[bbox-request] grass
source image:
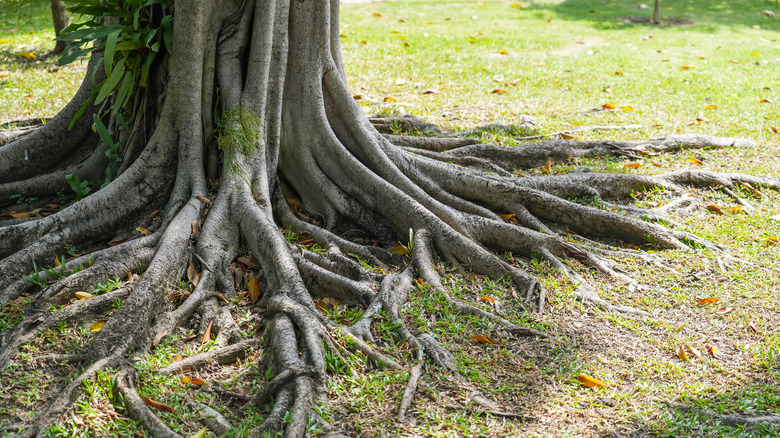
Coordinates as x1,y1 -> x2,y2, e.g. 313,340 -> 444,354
2,0 -> 780,437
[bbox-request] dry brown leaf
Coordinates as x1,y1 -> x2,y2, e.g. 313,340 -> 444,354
248,277 -> 261,302
623,162 -> 641,168
758,99 -> 775,104
152,330 -> 169,346
767,237 -> 779,245
497,213 -> 516,221
707,344 -> 718,358
620,105 -> 635,111
237,255 -> 260,270
141,396 -> 176,413
770,127 -> 778,134
195,195 -> 211,205
75,291 -> 94,300
88,321 -> 105,332
136,226 -> 150,236
372,13 -> 381,17
481,296 -> 495,305
614,71 -> 624,75
677,345 -> 689,361
716,307 -> 735,315
730,206 -> 744,213
511,3 -> 523,8
541,159 -> 552,173
687,344 -> 702,358
415,278 -> 425,287
705,104 -> 718,109
470,334 -> 494,344
187,264 -> 197,283
680,65 -> 693,69
191,219 -> 201,238
19,51 -> 37,59
621,244 -> 640,250
190,377 -> 208,386
602,103 -> 616,109
181,376 -> 191,384
421,88 -> 438,95
109,238 -> 128,246
352,94 -> 362,100
559,132 -> 578,140
384,96 -> 396,102
492,89 -> 506,94
499,49 -> 508,55
9,212 -> 33,219
651,159 -> 662,167
201,320 -> 213,344
748,323 -> 758,334
740,182 -> 763,198
218,293 -> 229,304
565,226 -> 578,235
173,354 -> 184,362
686,158 -> 704,165
577,374 -> 607,388
706,205 -> 724,215
697,297 -> 719,306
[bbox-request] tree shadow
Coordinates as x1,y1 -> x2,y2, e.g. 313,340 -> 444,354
526,0 -> 779,33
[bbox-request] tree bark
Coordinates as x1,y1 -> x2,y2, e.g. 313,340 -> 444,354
0,1 -> 778,437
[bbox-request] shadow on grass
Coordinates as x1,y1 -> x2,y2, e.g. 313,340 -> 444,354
526,0 -> 779,33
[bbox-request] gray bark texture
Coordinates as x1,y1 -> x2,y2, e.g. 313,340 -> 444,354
0,0 -> 779,436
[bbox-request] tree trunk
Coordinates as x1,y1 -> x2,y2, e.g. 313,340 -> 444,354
50,0 -> 69,54
653,0 -> 661,24
0,0 -> 777,436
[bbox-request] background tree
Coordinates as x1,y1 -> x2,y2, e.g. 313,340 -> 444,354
49,0 -> 68,54
0,0 -> 778,437
653,0 -> 661,24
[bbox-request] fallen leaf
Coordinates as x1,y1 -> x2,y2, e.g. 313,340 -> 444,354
707,344 -> 718,357
189,377 -> 207,386
603,103 -> 616,109
136,226 -> 150,236
421,88 -> 438,95
687,345 -> 702,358
497,213 -> 516,221
390,245 -> 410,256
372,13 -> 381,17
677,345 -> 689,361
750,52 -> 761,57
499,49 -> 508,55
706,205 -> 724,215
54,257 -> 61,268
189,427 -> 208,438
172,354 -> 184,362
577,374 -> 607,388
511,3 -> 523,8
191,219 -> 201,238
767,237 -> 779,245
415,278 -> 424,287
218,293 -> 229,304
152,330 -> 169,346
758,99 -> 775,104
620,105 -> 635,111
565,226 -> 578,235
651,159 -> 662,167
740,182 -> 762,198
248,276 -> 261,302
481,296 -> 495,305
623,162 -> 641,168
141,396 -> 176,413
614,71 -> 624,75
181,376 -> 191,384
705,104 -> 718,109
201,320 -> 213,344
394,77 -> 407,85
686,158 -> 704,165
680,65 -> 693,70
89,321 -> 105,332
492,89 -> 506,94
195,195 -> 211,204
770,127 -> 778,134
19,51 -> 37,59
716,307 -> 735,315
0,39 -> 8,43
9,212 -> 32,219
352,94 -> 362,100
359,41 -> 367,45
748,323 -> 758,334
384,96 -> 396,102
697,297 -> 719,306
621,244 -> 640,250
470,334 -> 494,344
541,159 -> 552,173
75,291 -> 94,300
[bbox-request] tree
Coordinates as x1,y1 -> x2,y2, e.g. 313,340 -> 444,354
50,0 -> 69,54
653,0 -> 661,24
0,0 -> 778,436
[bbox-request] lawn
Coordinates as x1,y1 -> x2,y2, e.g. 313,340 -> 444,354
1,0 -> 779,437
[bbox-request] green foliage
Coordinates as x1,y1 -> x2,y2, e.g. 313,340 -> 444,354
57,0 -> 173,184
64,173 -> 91,200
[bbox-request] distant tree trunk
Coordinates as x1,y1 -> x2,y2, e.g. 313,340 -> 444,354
653,0 -> 660,24
51,0 -> 68,54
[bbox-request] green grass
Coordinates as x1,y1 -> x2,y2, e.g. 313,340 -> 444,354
2,0 -> 780,437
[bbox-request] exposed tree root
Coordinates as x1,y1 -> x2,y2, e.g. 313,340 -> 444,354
670,402 -> 780,429
1,0 -> 779,437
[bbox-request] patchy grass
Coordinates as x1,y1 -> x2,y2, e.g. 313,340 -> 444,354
2,0 -> 779,437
